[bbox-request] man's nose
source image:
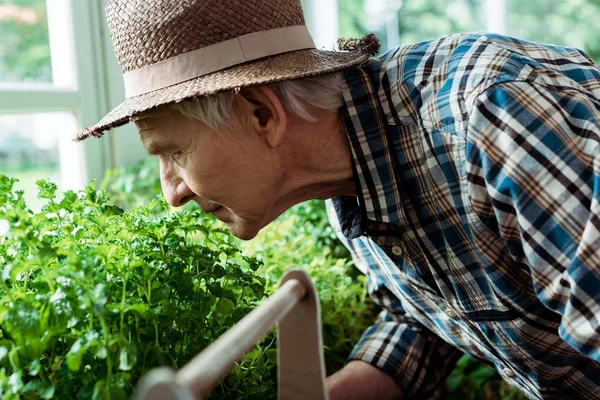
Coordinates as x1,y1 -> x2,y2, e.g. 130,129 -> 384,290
163,180 -> 194,207
159,161 -> 194,207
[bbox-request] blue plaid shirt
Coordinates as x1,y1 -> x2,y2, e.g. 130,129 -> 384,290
328,33 -> 600,399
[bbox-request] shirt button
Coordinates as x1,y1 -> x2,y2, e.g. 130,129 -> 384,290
445,307 -> 457,318
391,246 -> 403,256
503,368 -> 515,378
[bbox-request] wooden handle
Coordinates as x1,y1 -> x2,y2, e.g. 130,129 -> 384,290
135,278 -> 308,399
277,270 -> 329,400
177,278 -> 307,397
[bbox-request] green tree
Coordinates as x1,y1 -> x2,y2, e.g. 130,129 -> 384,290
339,0 -> 483,48
0,0 -> 52,83
339,0 -> 600,65
508,0 -> 600,62
396,0 -> 482,44
338,0 -> 368,39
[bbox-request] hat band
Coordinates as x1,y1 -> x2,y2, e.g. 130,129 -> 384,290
123,25 -> 316,98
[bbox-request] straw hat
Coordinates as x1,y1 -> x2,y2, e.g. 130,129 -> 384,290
74,0 -> 380,141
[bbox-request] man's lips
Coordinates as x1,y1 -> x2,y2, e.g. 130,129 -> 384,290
204,205 -> 223,214
209,206 -> 230,223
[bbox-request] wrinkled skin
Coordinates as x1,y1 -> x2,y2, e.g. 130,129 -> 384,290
135,86 -> 355,240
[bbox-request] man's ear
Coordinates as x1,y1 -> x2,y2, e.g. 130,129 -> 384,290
238,86 -> 287,148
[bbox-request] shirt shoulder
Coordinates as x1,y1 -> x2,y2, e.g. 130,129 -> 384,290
366,33 -> 600,134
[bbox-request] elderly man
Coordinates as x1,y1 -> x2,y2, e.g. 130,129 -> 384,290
77,0 -> 600,399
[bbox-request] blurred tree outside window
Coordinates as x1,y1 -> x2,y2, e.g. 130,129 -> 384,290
507,0 -> 600,62
339,0 -> 485,50
339,0 -> 600,65
0,0 -> 52,84
0,112 -> 79,210
0,0 -> 84,209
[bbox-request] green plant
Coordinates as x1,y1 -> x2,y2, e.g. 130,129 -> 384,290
0,0 -> 52,83
101,157 -> 163,210
440,355 -> 527,400
100,159 -> 526,398
0,174 -> 274,399
102,159 -> 374,374
239,200 -> 373,374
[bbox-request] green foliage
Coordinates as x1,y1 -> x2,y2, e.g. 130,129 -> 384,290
507,0 -> 600,62
338,0 -> 484,49
338,0 -> 368,40
101,158 -> 527,398
338,0 -> 600,66
239,200 -> 373,374
0,0 -> 52,83
0,164 -> 373,399
101,157 -> 163,210
0,173 -> 273,399
396,0 -> 483,44
439,355 -> 527,400
102,158 -> 374,376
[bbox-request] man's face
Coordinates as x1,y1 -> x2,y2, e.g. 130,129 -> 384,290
135,106 -> 283,240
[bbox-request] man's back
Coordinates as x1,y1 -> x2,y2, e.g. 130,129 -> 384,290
330,32 -> 600,399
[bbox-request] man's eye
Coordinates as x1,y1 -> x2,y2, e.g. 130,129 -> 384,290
170,151 -> 185,163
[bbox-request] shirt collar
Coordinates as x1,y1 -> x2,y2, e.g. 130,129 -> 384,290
332,64 -> 407,239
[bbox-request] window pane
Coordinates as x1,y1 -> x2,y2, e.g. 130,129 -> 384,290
340,0 -> 600,63
508,0 -> 600,63
339,0 -> 487,51
0,0 -> 52,84
0,112 -> 83,210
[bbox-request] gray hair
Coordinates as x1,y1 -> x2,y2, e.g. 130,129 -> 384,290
170,72 -> 346,130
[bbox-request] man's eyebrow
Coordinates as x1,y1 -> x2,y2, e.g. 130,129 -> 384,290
132,113 -> 155,123
134,118 -> 155,132
140,136 -> 159,155
144,143 -> 161,156
142,140 -> 177,156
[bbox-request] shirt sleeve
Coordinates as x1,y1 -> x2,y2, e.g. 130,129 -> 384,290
326,202 -> 462,397
466,80 -> 600,361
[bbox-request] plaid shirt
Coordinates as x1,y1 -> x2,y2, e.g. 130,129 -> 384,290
328,33 -> 600,399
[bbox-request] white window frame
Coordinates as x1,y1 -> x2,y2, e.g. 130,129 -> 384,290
0,0 -> 146,189
302,0 -> 339,49
0,0 -> 342,188
483,0 -> 508,35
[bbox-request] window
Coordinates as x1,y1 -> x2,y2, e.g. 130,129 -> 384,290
0,0 -> 83,207
337,0 -> 600,65
14,0 -> 596,210
0,0 -> 146,208
0,0 -> 52,84
0,112 -> 82,209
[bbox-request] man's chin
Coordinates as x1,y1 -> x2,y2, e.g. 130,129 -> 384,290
224,212 -> 281,241
226,221 -> 261,241
230,228 -> 258,241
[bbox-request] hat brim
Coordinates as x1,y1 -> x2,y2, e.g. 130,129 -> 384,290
74,48 -> 369,141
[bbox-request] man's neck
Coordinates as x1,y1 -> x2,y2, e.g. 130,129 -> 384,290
273,108 -> 356,214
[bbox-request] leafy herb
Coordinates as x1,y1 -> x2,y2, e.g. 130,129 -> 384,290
103,159 -> 375,374
239,200 -> 374,374
102,159 -> 529,399
435,355 -> 527,400
0,174 -> 271,399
